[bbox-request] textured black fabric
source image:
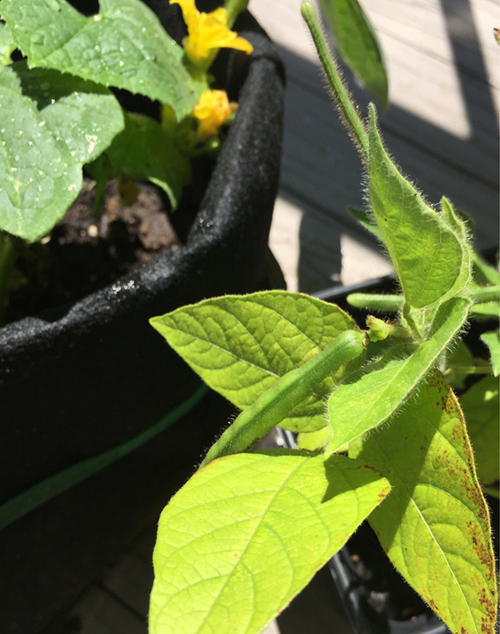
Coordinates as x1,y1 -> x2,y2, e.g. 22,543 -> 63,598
0,3 -> 284,631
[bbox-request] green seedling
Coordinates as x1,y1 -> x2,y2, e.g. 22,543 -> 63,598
147,2 -> 498,633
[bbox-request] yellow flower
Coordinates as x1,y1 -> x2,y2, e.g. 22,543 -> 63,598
192,89 -> 237,141
170,0 -> 253,67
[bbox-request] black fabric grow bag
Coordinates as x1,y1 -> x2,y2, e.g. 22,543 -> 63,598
0,3 -> 285,632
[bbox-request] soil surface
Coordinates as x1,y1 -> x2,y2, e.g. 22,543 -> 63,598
5,178 -> 181,324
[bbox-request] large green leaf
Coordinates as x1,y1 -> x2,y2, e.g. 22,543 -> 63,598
328,297 -> 471,450
149,451 -> 390,634
368,105 -> 470,311
0,63 -> 123,241
350,372 -> 497,634
150,291 -> 360,432
0,0 -> 199,121
87,111 -> 191,211
460,375 -> 499,485
319,0 -> 388,108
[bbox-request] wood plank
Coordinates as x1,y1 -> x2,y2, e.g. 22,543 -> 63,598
251,0 -> 499,255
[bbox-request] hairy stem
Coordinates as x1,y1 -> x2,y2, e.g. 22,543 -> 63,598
301,2 -> 369,157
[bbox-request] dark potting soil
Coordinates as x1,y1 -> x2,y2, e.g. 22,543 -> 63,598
4,155 -> 212,325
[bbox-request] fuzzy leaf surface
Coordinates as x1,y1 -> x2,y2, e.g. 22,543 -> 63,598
150,291 -> 359,432
0,0 -> 199,121
368,106 -> 470,310
350,372 -> 497,634
149,451 -> 390,634
0,63 -> 123,241
319,0 -> 388,108
460,375 -> 499,485
328,297 -> 470,450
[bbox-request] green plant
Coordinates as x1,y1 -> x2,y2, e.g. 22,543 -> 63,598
146,2 -> 500,632
0,0 -> 252,310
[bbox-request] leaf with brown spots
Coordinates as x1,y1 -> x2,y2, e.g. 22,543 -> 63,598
350,371 -> 497,634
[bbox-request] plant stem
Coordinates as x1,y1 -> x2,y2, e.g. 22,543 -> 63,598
301,2 -> 369,157
224,0 -> 249,28
467,285 -> 500,303
0,231 -> 15,325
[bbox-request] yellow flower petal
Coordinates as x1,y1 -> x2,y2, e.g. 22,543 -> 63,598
192,89 -> 237,141
170,0 -> 253,66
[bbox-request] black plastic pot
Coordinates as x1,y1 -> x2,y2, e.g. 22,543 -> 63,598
0,3 -> 284,632
278,276 -> 498,634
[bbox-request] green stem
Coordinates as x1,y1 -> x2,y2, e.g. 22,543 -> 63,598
224,0 -> 249,28
200,329 -> 366,467
347,292 -> 404,312
301,2 -> 369,157
0,231 -> 15,324
467,285 -> 500,303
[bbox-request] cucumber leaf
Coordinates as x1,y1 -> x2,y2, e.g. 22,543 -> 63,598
328,297 -> 470,450
0,0 -> 199,121
460,375 -> 499,485
368,105 -> 471,312
319,0 -> 388,109
86,112 -> 191,211
149,451 -> 390,634
0,63 -> 123,241
350,372 -> 497,634
0,22 -> 15,66
150,291 -> 360,433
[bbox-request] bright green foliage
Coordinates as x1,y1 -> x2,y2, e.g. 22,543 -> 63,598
346,206 -> 383,240
328,297 -> 470,451
444,341 -> 475,387
87,112 -> 191,211
350,372 -> 497,634
368,105 -> 471,313
470,302 -> 500,318
480,331 -> 499,376
150,291 -> 360,432
149,451 -> 390,634
319,0 -> 388,109
460,375 -> 499,485
200,330 -> 366,466
0,23 -> 15,66
0,63 -> 123,241
0,0 -> 199,121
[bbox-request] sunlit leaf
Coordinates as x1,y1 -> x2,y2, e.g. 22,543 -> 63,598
149,451 -> 390,634
151,291 -> 360,433
351,372 -> 497,634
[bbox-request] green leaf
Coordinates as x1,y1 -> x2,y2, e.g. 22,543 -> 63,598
150,291 -> 360,433
0,22 -> 16,66
149,451 -> 391,634
346,206 -> 383,241
444,341 -> 474,387
472,252 -> 499,287
350,372 -> 497,634
0,0 -> 199,121
319,0 -> 388,109
88,112 -> 191,210
328,297 -> 471,451
368,105 -> 470,311
460,375 -> 499,485
480,331 -> 499,376
0,63 -> 123,241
